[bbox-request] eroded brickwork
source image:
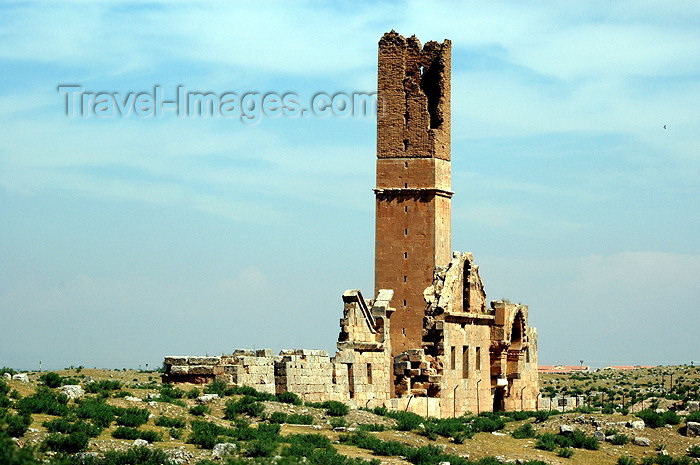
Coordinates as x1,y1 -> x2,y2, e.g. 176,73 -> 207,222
375,31 -> 453,357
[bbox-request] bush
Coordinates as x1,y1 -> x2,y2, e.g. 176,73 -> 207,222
4,413 -> 31,438
269,411 -> 288,424
512,423 -> 536,439
154,416 -> 186,428
169,427 -> 183,439
282,433 -> 331,457
101,446 -> 175,465
386,411 -> 423,431
636,409 -> 681,428
618,456 -> 637,465
685,445 -> 700,458
115,407 -> 150,427
534,410 -> 551,422
188,420 -> 231,449
224,396 -> 265,418
43,418 -> 101,437
330,417 -> 347,429
85,379 -> 122,393
246,438 -> 278,457
569,429 -> 599,450
186,388 -> 200,399
357,423 -> 385,432
324,401 -> 350,417
15,387 -> 69,417
535,433 -> 558,451
686,411 -> 700,423
159,383 -> 185,399
471,416 -> 505,433
286,414 -> 314,425
558,447 -> 574,458
111,426 -> 162,443
75,396 -> 116,428
277,391 -> 302,405
189,405 -> 211,416
203,380 -> 227,397
39,372 -> 63,388
611,433 -> 630,445
44,431 -> 90,453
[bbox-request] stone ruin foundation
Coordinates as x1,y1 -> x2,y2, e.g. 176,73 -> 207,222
162,31 -> 540,417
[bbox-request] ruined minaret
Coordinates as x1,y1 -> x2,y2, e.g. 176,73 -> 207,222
374,31 -> 452,359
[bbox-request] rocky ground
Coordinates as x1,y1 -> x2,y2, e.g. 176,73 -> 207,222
3,368 -> 700,465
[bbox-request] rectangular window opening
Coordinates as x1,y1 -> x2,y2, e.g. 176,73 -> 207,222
403,276 -> 407,283
404,228 -> 408,236
476,347 -> 481,371
403,252 -> 407,259
367,363 -> 373,384
462,346 -> 469,378
450,346 -> 456,371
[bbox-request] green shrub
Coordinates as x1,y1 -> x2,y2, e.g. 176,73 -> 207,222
372,406 -> 388,416
4,413 -> 31,438
286,414 -> 313,425
617,456 -> 637,465
453,431 -> 470,443
101,446 -> 175,465
111,426 -> 162,443
246,438 -> 278,457
569,429 -> 599,450
115,407 -> 150,427
159,383 -> 185,399
75,396 -> 116,428
186,388 -> 200,399
386,411 -> 423,431
168,427 -> 183,439
512,422 -> 536,439
203,380 -> 227,397
113,390 -> 132,398
15,387 -> 69,417
535,433 -> 558,451
224,396 -> 265,418
0,367 -> 17,377
324,401 -> 350,417
44,431 -> 90,453
277,391 -> 302,405
189,405 -> 211,416
154,416 -> 186,428
357,423 -> 385,432
687,445 -> 700,458
686,411 -> 700,423
188,420 -> 232,449
43,418 -> 101,437
269,411 -> 288,424
39,372 -> 63,388
282,433 -> 332,457
557,447 -> 574,458
611,433 -> 630,445
471,416 -> 505,433
330,417 -> 347,428
534,410 -> 551,422
85,379 -> 122,393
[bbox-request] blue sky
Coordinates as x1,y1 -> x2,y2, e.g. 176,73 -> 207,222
1,1 -> 698,370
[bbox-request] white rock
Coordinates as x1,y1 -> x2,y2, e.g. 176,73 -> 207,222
629,420 -> 645,430
132,439 -> 150,447
687,421 -> 700,437
196,394 -> 219,404
633,437 -> 650,446
2,373 -> 11,380
125,396 -> 142,402
12,373 -> 29,382
60,385 -> 84,400
212,443 -> 237,458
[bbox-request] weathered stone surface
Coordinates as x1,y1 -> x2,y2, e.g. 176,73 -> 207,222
60,385 -> 84,400
686,421 -> 700,437
132,439 -> 149,447
687,401 -> 699,412
196,394 -> 219,404
628,420 -> 645,430
594,431 -> 605,442
633,437 -> 651,446
212,443 -> 237,458
2,373 -> 11,380
12,373 -> 29,382
560,425 -> 574,435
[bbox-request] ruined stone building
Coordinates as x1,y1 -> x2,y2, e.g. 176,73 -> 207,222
162,31 -> 539,417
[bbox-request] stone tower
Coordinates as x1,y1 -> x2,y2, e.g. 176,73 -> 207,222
374,31 -> 452,358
